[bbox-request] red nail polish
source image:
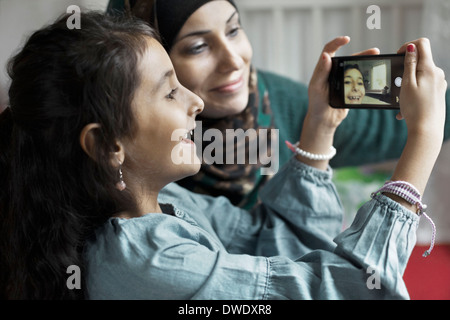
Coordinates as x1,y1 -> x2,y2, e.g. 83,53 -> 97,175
285,140 -> 295,152
407,44 -> 415,53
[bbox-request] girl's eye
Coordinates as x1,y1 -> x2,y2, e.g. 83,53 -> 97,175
166,88 -> 178,100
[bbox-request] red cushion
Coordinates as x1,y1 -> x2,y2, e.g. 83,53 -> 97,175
404,244 -> 450,300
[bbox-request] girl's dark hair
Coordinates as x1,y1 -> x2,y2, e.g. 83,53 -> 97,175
0,11 -> 158,299
344,63 -> 363,76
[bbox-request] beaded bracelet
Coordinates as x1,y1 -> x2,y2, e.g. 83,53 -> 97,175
371,180 -> 436,257
285,140 -> 336,161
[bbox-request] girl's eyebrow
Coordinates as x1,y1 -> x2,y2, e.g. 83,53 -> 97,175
153,69 -> 174,93
177,10 -> 239,42
344,75 -> 363,80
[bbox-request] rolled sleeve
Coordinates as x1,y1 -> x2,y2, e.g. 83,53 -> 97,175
334,194 -> 419,284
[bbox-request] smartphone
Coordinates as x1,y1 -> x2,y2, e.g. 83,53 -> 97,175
329,54 -> 405,109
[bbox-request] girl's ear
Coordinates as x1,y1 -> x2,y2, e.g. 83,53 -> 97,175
79,123 -> 125,167
79,123 -> 102,161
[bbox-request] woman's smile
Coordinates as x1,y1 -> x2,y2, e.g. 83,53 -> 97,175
210,75 -> 244,94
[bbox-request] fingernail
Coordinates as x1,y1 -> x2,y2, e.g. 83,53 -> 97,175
285,140 -> 296,152
407,44 -> 415,53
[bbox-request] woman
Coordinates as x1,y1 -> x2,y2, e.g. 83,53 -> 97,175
0,11 -> 446,299
344,64 -> 365,104
109,0 -> 450,209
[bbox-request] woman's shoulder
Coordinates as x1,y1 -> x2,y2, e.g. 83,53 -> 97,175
255,69 -> 309,130
256,69 -> 308,93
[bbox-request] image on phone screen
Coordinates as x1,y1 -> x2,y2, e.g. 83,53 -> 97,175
329,54 -> 404,109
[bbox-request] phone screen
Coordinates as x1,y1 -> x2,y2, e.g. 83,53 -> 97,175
329,54 -> 405,109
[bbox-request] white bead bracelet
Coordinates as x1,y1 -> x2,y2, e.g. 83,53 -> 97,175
285,140 -> 336,161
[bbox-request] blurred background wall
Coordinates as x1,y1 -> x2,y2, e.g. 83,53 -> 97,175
2,0 -> 449,89
239,0 -> 441,82
0,0 -> 109,113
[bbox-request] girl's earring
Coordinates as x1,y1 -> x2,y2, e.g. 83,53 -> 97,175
115,160 -> 126,191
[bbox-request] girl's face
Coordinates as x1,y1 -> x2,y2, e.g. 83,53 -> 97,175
125,38 -> 204,188
169,1 -> 253,119
344,68 -> 365,104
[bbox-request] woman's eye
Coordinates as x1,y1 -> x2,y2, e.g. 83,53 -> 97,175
228,27 -> 240,38
188,43 -> 207,55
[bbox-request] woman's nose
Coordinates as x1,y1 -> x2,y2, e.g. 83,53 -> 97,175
217,41 -> 244,73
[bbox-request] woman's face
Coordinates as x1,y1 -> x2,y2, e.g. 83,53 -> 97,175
169,1 -> 253,119
125,38 -> 204,188
344,68 -> 365,104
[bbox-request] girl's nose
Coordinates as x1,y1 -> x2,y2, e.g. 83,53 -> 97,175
188,89 -> 204,116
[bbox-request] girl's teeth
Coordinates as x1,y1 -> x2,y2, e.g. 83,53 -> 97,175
183,131 -> 193,140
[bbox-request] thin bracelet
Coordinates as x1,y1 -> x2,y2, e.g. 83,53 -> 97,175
371,180 -> 436,257
285,140 -> 336,161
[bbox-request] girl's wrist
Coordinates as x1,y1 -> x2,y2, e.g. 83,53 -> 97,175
406,129 -> 443,158
303,112 -> 339,137
406,125 -> 444,143
296,120 -> 336,170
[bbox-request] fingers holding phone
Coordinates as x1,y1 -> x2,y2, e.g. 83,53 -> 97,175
397,38 -> 447,136
307,36 -> 381,130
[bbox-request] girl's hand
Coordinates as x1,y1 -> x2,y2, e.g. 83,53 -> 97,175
388,38 -> 446,200
396,38 -> 447,139
297,37 -> 379,170
307,36 -> 380,134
